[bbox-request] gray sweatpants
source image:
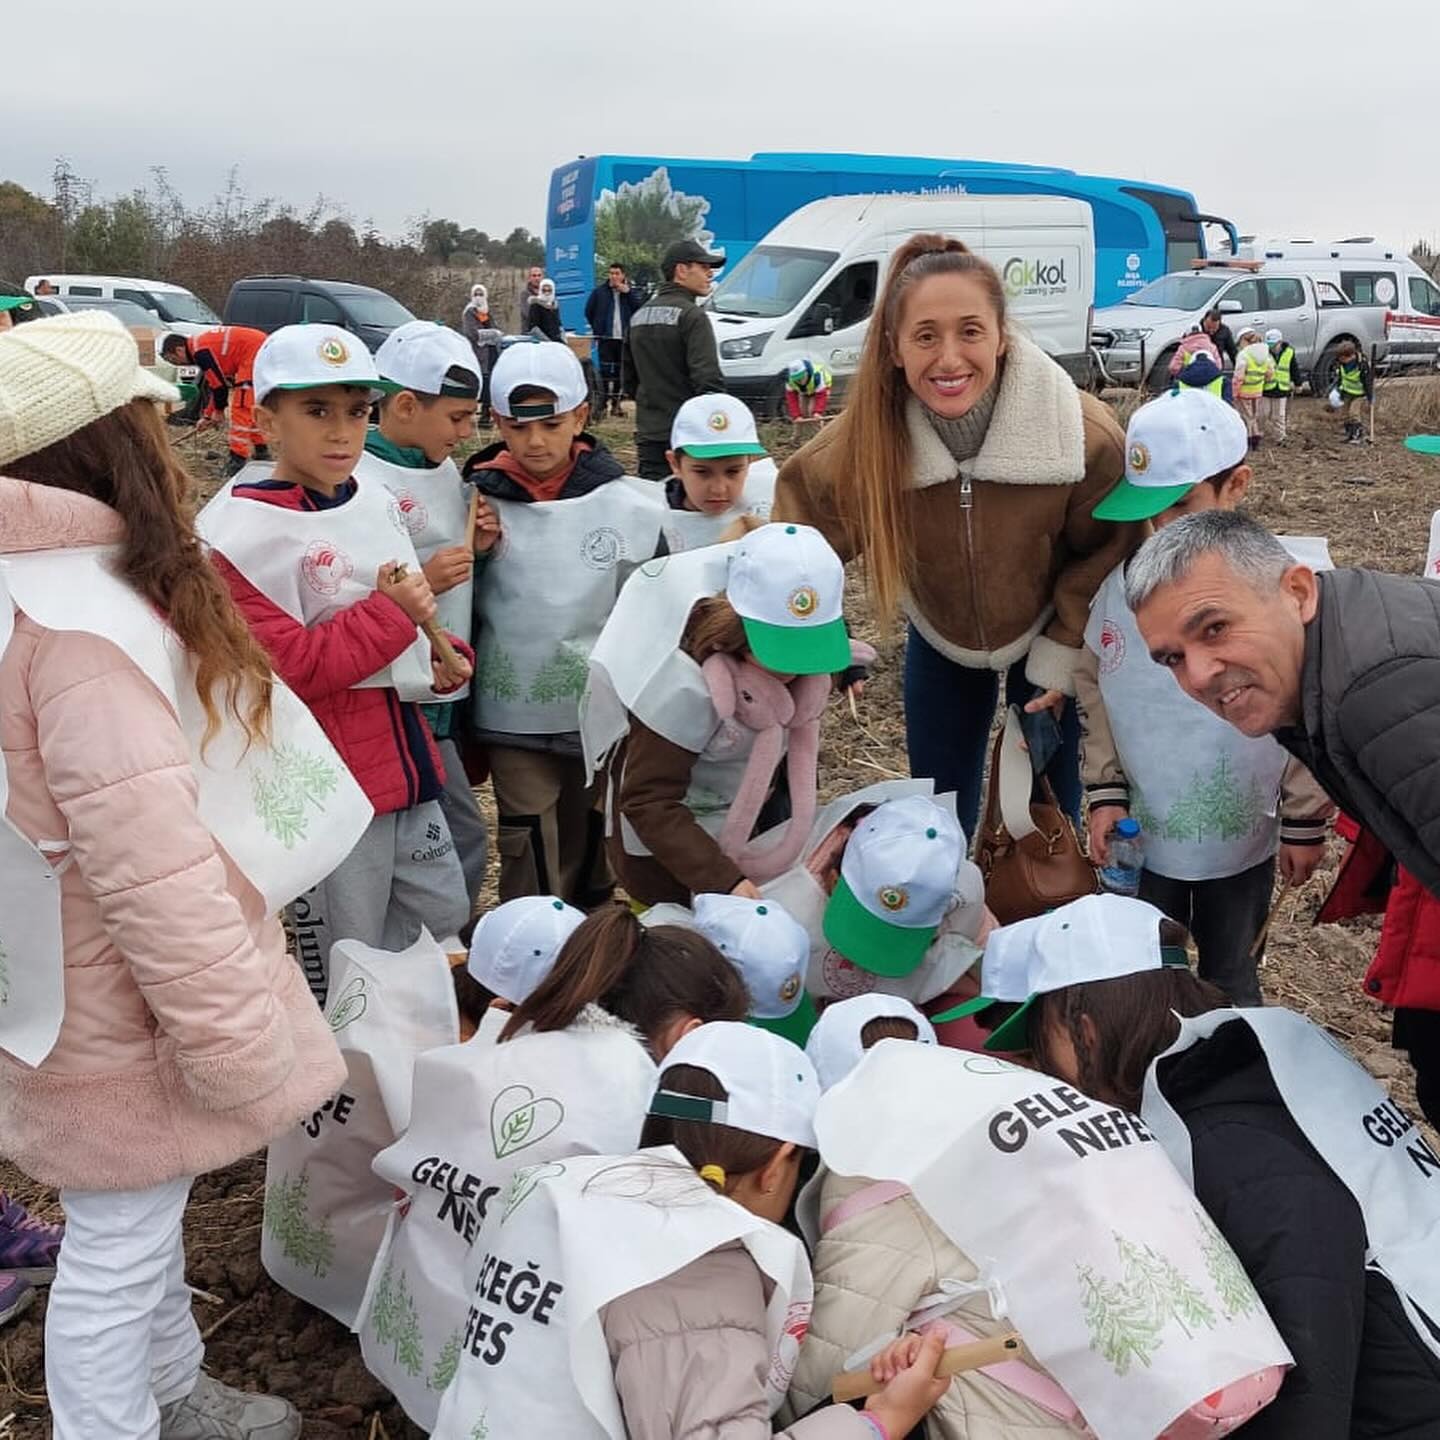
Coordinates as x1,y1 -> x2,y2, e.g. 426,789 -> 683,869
436,737 -> 489,915
289,799 -> 469,1005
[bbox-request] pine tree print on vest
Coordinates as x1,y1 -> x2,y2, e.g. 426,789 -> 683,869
250,743 -> 341,848
526,643 -> 590,704
262,1172 -> 336,1277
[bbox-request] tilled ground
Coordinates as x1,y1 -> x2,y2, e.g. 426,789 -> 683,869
2,384 -> 1436,1435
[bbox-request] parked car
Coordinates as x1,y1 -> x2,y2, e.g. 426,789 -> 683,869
33,294 -> 199,407
25,274 -> 219,338
708,192 -> 1095,412
221,276 -> 416,351
1090,240 -> 1440,393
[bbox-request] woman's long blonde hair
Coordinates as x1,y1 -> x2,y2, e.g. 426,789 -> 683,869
10,398 -> 273,746
825,234 -> 1009,622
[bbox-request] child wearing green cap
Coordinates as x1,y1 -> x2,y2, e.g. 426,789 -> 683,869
1080,389 -> 1331,1004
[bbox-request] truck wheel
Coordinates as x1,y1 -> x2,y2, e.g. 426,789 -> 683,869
1146,347 -> 1179,394
1313,341 -> 1348,399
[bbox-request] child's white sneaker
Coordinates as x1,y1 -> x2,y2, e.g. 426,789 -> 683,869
158,1373 -> 300,1440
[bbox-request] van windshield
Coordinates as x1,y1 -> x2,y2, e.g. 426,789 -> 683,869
1123,273 -> 1229,310
711,245 -> 838,318
337,291 -> 416,328
151,291 -> 220,324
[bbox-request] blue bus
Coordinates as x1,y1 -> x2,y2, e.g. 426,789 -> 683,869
546,152 -> 1237,332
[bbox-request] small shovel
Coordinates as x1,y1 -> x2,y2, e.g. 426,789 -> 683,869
831,1330 -> 1028,1404
388,563 -> 464,672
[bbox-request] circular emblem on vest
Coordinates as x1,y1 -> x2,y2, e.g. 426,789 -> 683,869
787,584 -> 818,619
394,491 -> 428,536
1128,441 -> 1150,475
318,337 -> 350,366
1098,618 -> 1127,675
823,948 -> 877,999
300,540 -> 355,597
581,525 -> 625,571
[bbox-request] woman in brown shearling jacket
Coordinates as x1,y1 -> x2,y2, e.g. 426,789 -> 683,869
774,235 -> 1140,839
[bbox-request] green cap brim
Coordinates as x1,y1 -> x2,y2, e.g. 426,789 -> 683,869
822,875 -> 937,977
1404,435 -> 1440,456
678,441 -> 768,459
0,295 -> 34,314
264,380 -> 401,397
982,996 -> 1037,1053
928,993 -> 999,1026
1092,479 -> 1196,522
741,614 -> 850,676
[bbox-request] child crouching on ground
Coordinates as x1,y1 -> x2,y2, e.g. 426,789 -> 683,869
199,324 -> 472,999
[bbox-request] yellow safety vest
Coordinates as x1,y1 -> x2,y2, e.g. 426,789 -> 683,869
1267,346 -> 1295,395
1237,346 -> 1270,398
1338,360 -> 1365,397
1177,373 -> 1225,397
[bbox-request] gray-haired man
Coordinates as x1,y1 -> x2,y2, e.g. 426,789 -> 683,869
1127,508 -> 1440,1125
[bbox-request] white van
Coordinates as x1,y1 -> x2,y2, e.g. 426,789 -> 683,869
707,194 -> 1095,411
24,274 -> 220,338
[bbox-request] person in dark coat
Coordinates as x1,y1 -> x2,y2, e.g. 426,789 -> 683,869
584,262 -> 641,419
1126,509 -> 1440,1125
1201,307 -> 1238,367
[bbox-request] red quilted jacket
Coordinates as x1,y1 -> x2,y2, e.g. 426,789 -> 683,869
209,480 -> 459,816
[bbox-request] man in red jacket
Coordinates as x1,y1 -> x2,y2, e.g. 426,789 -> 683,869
162,326 -> 268,474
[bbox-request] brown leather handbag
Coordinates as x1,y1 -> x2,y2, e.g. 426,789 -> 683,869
976,707 -> 1099,924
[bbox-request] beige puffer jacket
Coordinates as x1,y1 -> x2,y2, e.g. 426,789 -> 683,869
787,1172 -> 1083,1439
602,1242 -> 874,1439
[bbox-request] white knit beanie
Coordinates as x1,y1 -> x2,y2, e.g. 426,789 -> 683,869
0,310 -> 180,468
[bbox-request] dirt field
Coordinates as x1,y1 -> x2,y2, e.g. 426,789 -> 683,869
2,380 -> 1437,1436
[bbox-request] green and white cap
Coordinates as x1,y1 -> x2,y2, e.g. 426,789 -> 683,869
649,1020 -> 820,1149
671,393 -> 767,458
1092,388 -> 1247,522
726,522 -> 850,674
823,794 -> 963,977
252,324 -> 397,404
467,895 -> 586,1006
692,892 -> 808,1020
804,993 -> 937,1091
375,319 -> 481,398
932,893 -> 1191,1051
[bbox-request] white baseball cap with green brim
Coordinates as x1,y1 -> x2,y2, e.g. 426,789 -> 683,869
671,393 -> 767,458
647,1020 -> 820,1149
823,794 -> 963,977
726,522 -> 850,675
1092,388 -> 1248,523
252,323 -> 400,404
931,893 -> 1192,1052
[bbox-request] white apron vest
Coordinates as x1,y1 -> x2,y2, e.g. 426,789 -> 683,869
354,448 -> 473,699
359,1012 -> 656,1429
195,468 -> 437,701
1427,511 -> 1440,579
429,1147 -> 813,1440
0,546 -> 372,1066
658,457 -> 777,554
818,1043 -> 1292,1440
1143,1006 -> 1440,1359
261,931 -> 458,1327
756,780 -> 985,1004
1086,565 -> 1288,882
472,477 -> 663,735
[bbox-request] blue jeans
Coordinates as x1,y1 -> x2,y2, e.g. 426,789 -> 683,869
903,624 -> 1082,843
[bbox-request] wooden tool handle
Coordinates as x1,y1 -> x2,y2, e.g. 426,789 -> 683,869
831,1332 -> 1024,1404
389,564 -> 462,669
463,488 -> 480,551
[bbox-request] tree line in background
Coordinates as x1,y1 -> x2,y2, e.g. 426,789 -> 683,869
0,159 -> 545,323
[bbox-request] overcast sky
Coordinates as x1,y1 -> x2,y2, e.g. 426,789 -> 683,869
6,0 -> 1437,249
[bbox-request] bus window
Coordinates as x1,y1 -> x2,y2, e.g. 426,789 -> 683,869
711,246 -> 837,319
1121,186 -> 1204,270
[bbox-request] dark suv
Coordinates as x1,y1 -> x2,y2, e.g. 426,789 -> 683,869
222,276 -> 416,351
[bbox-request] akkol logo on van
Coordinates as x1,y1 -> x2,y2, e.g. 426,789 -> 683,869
1003,256 -> 1069,299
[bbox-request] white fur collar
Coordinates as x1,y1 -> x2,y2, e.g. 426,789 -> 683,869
573,1002 -> 644,1040
906,334 -> 1086,489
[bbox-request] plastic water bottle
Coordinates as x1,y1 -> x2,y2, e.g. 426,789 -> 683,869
1100,817 -> 1144,896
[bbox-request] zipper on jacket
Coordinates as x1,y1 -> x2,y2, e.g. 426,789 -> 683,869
960,474 -> 989,651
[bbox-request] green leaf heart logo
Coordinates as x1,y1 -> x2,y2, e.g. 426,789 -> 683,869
326,976 -> 368,1032
502,1161 -> 566,1221
490,1084 -> 565,1159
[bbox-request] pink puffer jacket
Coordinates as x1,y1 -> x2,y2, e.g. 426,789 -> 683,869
0,477 -> 346,1192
